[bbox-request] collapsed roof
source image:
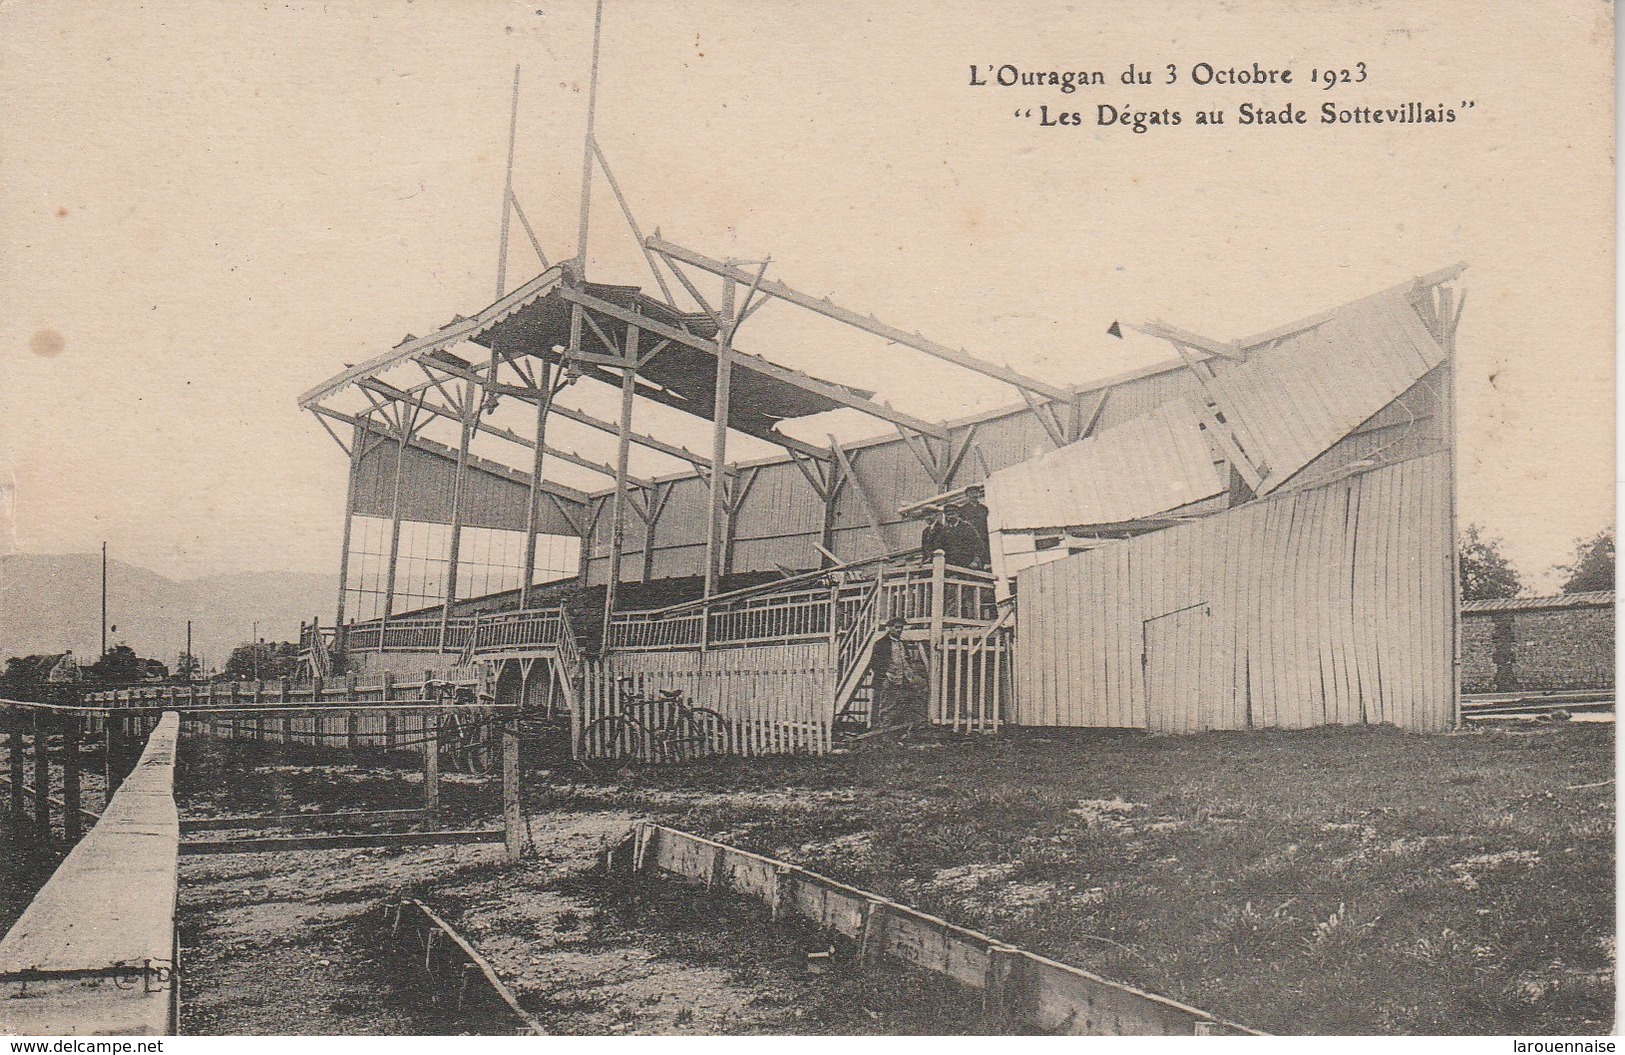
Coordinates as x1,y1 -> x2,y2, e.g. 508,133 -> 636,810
985,265 -> 1463,534
298,264 -> 875,441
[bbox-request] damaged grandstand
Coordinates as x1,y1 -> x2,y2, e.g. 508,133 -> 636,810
258,35 -> 1464,757
291,214 -> 1463,754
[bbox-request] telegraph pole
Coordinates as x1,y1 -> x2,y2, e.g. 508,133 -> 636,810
100,542 -> 108,659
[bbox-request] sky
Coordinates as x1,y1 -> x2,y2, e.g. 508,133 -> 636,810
0,0 -> 1614,593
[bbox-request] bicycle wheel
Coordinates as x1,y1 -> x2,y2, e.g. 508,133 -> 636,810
577,714 -> 649,764
677,706 -> 731,757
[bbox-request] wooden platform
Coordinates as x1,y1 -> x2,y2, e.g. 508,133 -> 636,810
0,713 -> 180,1036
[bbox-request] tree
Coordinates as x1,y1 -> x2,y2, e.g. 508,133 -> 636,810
1459,524 -> 1523,600
1554,527 -> 1614,594
222,641 -> 301,681
85,645 -> 167,685
0,655 -> 59,702
176,651 -> 202,681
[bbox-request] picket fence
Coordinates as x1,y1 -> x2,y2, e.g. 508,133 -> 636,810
573,657 -> 834,762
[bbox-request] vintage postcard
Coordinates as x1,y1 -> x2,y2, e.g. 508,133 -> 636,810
0,0 -> 1614,1041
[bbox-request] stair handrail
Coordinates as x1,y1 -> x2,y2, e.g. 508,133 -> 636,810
555,605 -> 584,685
835,567 -> 891,689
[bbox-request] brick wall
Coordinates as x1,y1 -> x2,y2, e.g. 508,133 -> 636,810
1460,594 -> 1614,694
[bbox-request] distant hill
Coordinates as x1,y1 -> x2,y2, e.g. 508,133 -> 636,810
0,554 -> 338,674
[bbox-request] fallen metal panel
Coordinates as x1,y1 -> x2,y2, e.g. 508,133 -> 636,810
381,898 -> 544,1035
984,398 -> 1224,533
1206,293 -> 1445,494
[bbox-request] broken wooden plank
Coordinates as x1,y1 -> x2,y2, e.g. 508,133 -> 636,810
614,823 -> 1260,1036
179,828 -> 503,855
178,807 -> 426,832
383,898 -> 545,1035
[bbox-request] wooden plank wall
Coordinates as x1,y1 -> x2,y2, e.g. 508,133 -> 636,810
351,431 -> 583,536
1013,452 -> 1453,732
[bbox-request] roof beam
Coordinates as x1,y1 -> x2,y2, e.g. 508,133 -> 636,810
295,265 -> 567,408
647,236 -> 1072,403
1018,387 -> 1069,449
828,436 -> 893,546
1137,320 -> 1248,362
308,404 -> 592,506
558,285 -> 950,440
408,356 -> 714,471
355,378 -> 653,489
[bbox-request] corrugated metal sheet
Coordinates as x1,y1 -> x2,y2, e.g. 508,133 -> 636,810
1012,452 -> 1454,733
980,290 -> 1442,537
984,399 -> 1224,532
1275,365 -> 1447,494
1206,292 -> 1445,494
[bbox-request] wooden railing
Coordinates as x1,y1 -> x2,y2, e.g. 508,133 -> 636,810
835,573 -> 887,693
320,605 -> 576,673
84,668 -> 484,712
334,616 -> 477,655
0,712 -> 180,1036
609,608 -> 706,651
608,556 -> 998,656
470,607 -> 568,655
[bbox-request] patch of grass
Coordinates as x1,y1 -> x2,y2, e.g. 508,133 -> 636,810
539,723 -> 1613,1035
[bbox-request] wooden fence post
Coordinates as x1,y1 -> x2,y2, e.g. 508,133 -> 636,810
928,549 -> 947,724
32,712 -> 51,844
104,714 -> 123,798
346,673 -> 359,752
62,715 -> 82,843
502,721 -> 522,862
423,711 -> 440,826
9,708 -> 25,828
381,672 -> 397,750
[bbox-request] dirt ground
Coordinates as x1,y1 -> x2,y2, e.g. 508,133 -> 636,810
179,809 -> 1004,1035
169,721 -> 1614,1036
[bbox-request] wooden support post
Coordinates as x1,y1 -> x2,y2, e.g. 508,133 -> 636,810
381,404 -> 420,636
423,712 -> 440,826
9,708 -> 24,827
502,721 -> 522,862
103,715 -> 124,798
334,422 -> 364,645
1440,285 -> 1462,730
520,362 -> 556,610
928,548 -> 947,722
62,715 -> 82,843
770,864 -> 794,921
703,279 -> 737,598
438,382 -> 478,653
984,945 -> 1023,1025
601,326 -> 639,636
859,899 -> 889,967
32,712 -> 51,843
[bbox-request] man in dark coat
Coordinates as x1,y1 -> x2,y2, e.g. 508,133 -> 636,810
921,511 -> 948,563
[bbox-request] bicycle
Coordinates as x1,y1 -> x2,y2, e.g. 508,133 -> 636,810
576,677 -> 731,764
421,677 -> 496,775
